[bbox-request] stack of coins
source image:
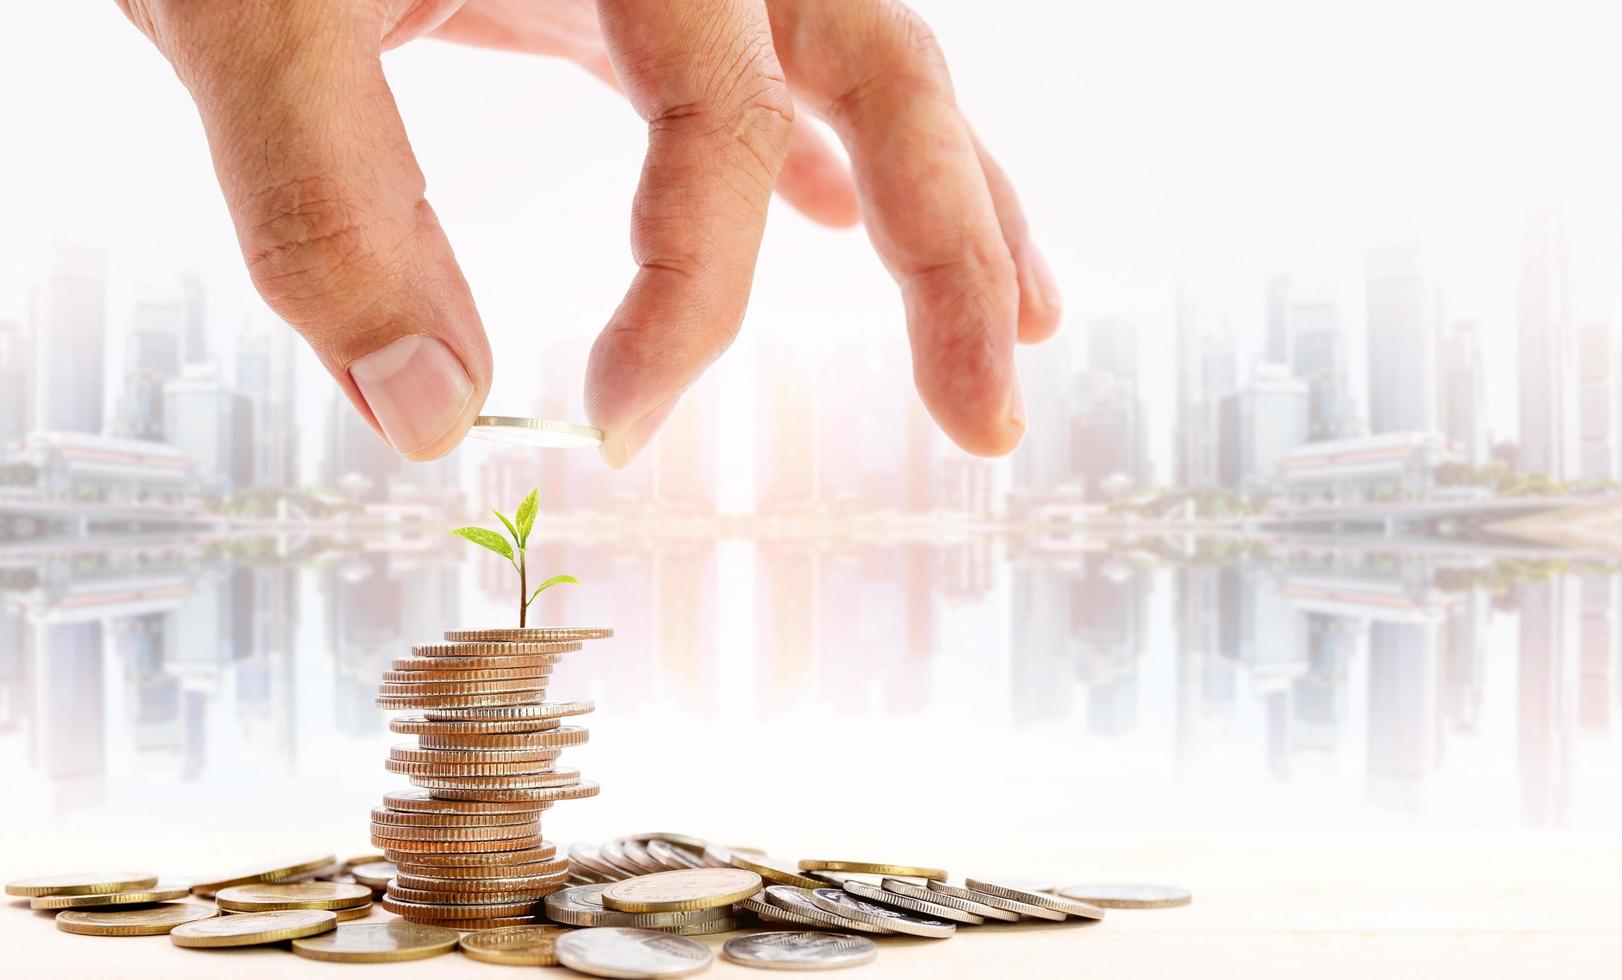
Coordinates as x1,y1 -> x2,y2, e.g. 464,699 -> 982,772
370,627 -> 611,929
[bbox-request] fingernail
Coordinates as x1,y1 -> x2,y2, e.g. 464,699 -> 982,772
349,334 -> 474,456
600,392 -> 683,470
1029,249 -> 1062,314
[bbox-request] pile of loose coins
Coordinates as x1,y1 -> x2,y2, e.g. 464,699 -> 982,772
372,626 -> 610,929
8,837 -> 1192,973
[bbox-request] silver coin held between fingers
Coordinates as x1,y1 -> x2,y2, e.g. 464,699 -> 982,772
721,931 -> 879,971
553,926 -> 714,979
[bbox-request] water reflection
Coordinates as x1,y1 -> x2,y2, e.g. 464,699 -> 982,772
1,532 -> 1617,831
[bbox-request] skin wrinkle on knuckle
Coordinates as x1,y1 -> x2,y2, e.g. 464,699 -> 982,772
240,173 -> 385,316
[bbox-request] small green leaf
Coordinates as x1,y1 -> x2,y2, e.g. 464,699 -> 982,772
449,526 -> 513,561
491,509 -> 521,550
515,488 -> 539,546
524,574 -> 579,608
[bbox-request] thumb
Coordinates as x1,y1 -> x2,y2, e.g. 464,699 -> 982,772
161,3 -> 490,460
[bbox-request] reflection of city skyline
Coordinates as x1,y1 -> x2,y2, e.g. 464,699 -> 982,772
2,534 -> 1616,830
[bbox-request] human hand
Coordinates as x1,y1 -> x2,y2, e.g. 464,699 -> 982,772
116,0 -> 1060,466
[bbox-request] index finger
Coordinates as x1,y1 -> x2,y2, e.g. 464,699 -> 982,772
585,0 -> 796,468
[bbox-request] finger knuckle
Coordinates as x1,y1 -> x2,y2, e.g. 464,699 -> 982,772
240,173 -> 376,316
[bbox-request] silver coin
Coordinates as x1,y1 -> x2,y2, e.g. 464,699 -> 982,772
762,886 -> 890,935
963,878 -> 1105,920
1054,883 -> 1192,909
882,877 -> 1018,922
841,879 -> 983,925
721,931 -> 878,971
644,840 -> 704,871
422,700 -> 595,722
739,894 -> 823,928
570,845 -> 633,882
808,888 -> 955,939
545,884 -> 731,929
468,416 -> 603,449
554,927 -> 713,979
927,880 -> 1065,921
612,838 -> 665,876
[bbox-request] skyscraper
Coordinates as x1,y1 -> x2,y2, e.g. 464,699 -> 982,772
1439,321 -> 1488,464
1576,321 -> 1614,481
1517,209 -> 1577,478
163,364 -> 253,493
1072,369 -> 1146,499
1087,317 -> 1140,394
1265,273 -> 1292,365
0,318 -> 29,449
236,318 -> 299,487
1289,297 -> 1355,440
1218,363 -> 1309,492
33,245 -> 107,433
118,294 -> 185,441
1365,243 -> 1435,434
1013,334 -> 1079,494
181,273 -> 208,365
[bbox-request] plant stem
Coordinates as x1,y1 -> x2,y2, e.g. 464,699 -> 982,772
518,551 -> 527,628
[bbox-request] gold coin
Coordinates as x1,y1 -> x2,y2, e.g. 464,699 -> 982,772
396,914 -> 541,930
394,865 -> 570,892
55,903 -> 219,936
343,853 -> 386,869
350,863 -> 398,890
392,845 -> 560,869
600,868 -> 763,913
7,872 -> 158,898
385,880 -> 565,905
334,902 -> 374,922
396,857 -> 568,880
424,781 -> 599,804
370,821 -> 538,843
460,925 -> 573,966
409,768 -> 580,790
377,691 -> 542,710
31,885 -> 190,910
388,758 -> 561,778
381,666 -> 551,683
421,700 -> 594,723
390,742 -> 565,763
170,909 -> 337,947
729,853 -> 826,890
188,855 -> 338,895
382,789 -> 553,814
444,628 -> 612,643
215,882 -> 374,912
415,640 -> 583,656
371,806 -> 536,829
417,727 -> 589,751
378,834 -> 543,856
393,654 -> 563,671
798,859 -> 947,881
377,677 -> 547,697
290,921 -> 461,962
382,894 -> 545,919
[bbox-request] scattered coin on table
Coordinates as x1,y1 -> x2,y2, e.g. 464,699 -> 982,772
459,924 -> 575,966
170,908 -> 337,948
55,904 -> 219,937
554,926 -> 714,979
289,921 -> 462,963
6,873 -> 158,898
30,886 -> 190,910
1054,883 -> 1193,909
722,931 -> 880,971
